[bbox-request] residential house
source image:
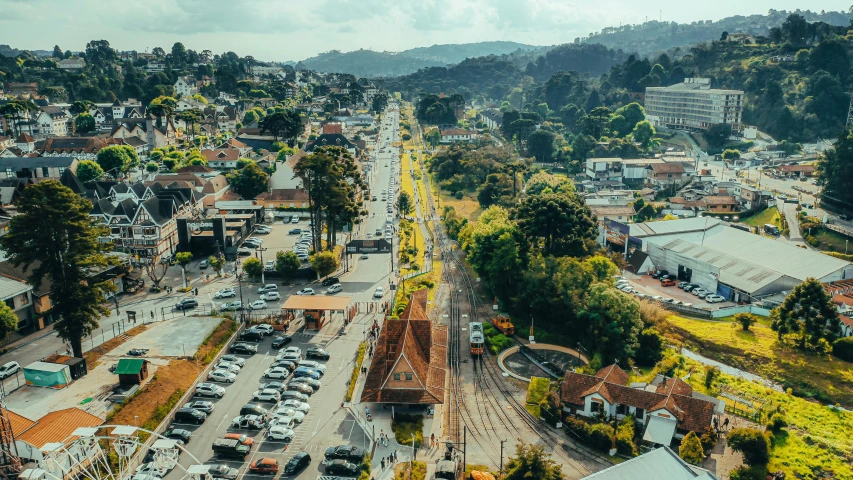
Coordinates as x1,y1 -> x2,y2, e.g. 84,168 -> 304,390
33,106 -> 70,137
0,275 -> 34,329
39,137 -> 117,160
586,158 -> 624,182
4,83 -> 38,97
621,158 -> 663,186
144,61 -> 167,73
736,184 -> 773,210
110,114 -> 179,150
477,109 -> 502,130
825,279 -> 853,337
10,407 -> 104,462
199,174 -> 231,208
0,261 -> 54,330
57,58 -> 85,70
15,134 -> 35,154
439,128 -> 478,144
174,77 -> 198,98
88,100 -> 145,132
561,364 -> 716,444
256,189 -> 309,210
306,124 -> 357,156
217,138 -> 252,157
703,195 -> 739,213
361,290 -> 447,404
202,149 -> 240,170
777,164 -> 815,178
588,205 -> 636,224
647,163 -> 686,187
0,156 -> 77,179
275,149 -> 307,190
175,98 -> 206,113
581,446 -> 718,480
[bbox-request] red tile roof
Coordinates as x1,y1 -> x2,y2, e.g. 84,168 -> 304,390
2,408 -> 36,437
16,408 -> 103,448
779,164 -> 815,173
323,124 -> 343,135
256,189 -> 309,202
202,149 -> 240,162
650,163 -> 686,174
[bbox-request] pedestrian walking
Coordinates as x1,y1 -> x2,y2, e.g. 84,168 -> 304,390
380,459 -> 385,470
722,417 -> 730,431
394,450 -> 398,462
431,433 -> 435,448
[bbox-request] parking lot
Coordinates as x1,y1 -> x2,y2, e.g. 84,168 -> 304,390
621,273 -> 735,310
166,323 -> 368,480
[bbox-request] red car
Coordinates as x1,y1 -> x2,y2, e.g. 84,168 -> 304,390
249,458 -> 279,474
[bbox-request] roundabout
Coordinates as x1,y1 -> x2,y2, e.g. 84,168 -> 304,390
498,344 -> 589,382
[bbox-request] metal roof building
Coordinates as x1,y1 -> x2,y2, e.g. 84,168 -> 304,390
582,446 -> 717,480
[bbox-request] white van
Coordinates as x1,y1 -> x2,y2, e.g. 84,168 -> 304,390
0,361 -> 20,379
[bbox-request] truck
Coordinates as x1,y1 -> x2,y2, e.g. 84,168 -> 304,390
211,438 -> 251,459
490,314 -> 514,336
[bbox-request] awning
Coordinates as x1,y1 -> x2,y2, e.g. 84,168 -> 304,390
282,295 -> 352,311
114,359 -> 145,375
642,415 -> 677,445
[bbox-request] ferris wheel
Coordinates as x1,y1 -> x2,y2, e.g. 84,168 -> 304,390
16,425 -> 211,480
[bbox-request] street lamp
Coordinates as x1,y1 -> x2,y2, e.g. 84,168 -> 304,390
235,258 -> 246,323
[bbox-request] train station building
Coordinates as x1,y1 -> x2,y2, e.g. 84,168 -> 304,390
360,290 -> 448,404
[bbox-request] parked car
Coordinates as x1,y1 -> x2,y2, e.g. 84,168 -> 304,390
285,383 -> 314,396
214,288 -> 237,299
661,279 -> 676,287
219,355 -> 246,367
296,288 -> 315,295
221,301 -> 242,311
164,428 -> 192,444
270,360 -> 297,371
280,399 -> 310,413
705,294 -> 726,303
297,360 -> 326,374
230,415 -> 265,430
207,465 -> 238,480
677,281 -> 689,289
651,270 -> 669,279
252,389 -> 282,402
290,377 -> 321,391
230,343 -> 258,355
208,370 -> 237,383
292,367 -> 321,380
280,390 -> 309,402
174,408 -> 207,424
256,225 -> 272,234
695,290 -> 712,299
321,276 -> 340,286
264,260 -> 275,272
326,284 -> 343,294
288,228 -> 302,235
264,367 -> 290,379
272,335 -> 292,349
258,382 -> 287,394
184,401 -> 215,414
195,383 -> 225,398
284,452 -> 312,476
0,361 -> 21,379
215,362 -> 241,374
224,433 -> 254,446
266,426 -> 295,442
258,284 -> 279,293
684,284 -> 699,292
239,330 -> 263,342
273,407 -> 306,423
239,403 -> 269,418
374,286 -> 384,298
261,291 -> 281,301
174,298 -> 198,310
324,459 -> 360,477
324,445 -> 366,463
305,347 -> 330,360
281,346 -> 302,357
249,300 -> 268,310
199,260 -> 209,269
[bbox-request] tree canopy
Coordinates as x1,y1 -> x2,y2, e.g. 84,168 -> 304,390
771,277 -> 841,351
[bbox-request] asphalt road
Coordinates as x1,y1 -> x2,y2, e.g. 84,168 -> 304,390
158,107 -> 402,480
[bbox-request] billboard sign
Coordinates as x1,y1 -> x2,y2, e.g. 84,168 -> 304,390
346,239 -> 392,254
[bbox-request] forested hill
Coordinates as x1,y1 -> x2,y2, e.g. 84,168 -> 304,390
293,41 -> 541,77
580,9 -> 851,58
385,43 -> 628,100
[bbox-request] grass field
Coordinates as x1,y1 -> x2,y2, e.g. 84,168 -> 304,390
525,376 -> 551,418
439,190 -> 482,221
662,315 -> 853,405
670,354 -> 853,479
741,206 -> 781,228
814,228 -> 853,253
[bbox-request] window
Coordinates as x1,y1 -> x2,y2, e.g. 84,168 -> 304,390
393,373 -> 401,381
635,408 -> 644,419
404,373 -> 412,381
615,404 -> 628,415
4,299 -> 14,310
42,167 -> 49,177
58,167 -> 66,176
590,399 -> 604,414
5,169 -> 13,178
17,294 -> 28,306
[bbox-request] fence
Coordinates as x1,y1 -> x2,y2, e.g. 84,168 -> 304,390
658,301 -> 771,319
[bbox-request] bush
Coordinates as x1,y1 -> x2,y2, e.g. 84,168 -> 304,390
729,465 -> 769,480
704,366 -> 719,389
615,417 -> 637,456
634,328 -> 664,366
833,337 -> 853,362
587,422 -> 615,451
637,299 -> 669,326
454,191 -> 464,200
486,334 -> 513,354
391,413 -> 424,448
727,428 -> 770,466
766,413 -> 787,432
679,431 -> 704,465
700,427 -> 718,451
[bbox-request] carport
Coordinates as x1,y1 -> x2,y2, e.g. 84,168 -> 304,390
281,295 -> 353,330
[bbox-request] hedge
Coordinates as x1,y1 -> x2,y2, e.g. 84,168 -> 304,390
832,337 -> 853,362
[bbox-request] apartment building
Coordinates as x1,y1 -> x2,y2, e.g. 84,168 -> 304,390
644,78 -> 744,132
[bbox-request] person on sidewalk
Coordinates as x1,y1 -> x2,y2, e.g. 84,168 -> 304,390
380,459 -> 385,470
431,433 -> 435,448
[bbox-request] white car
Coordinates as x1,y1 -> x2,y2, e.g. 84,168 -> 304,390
248,237 -> 264,244
264,367 -> 290,379
0,361 -> 20,379
705,294 -> 726,303
280,399 -> 310,413
266,425 -> 295,442
195,382 -> 225,398
219,355 -> 245,367
281,346 -> 302,357
252,389 -> 282,402
264,260 -> 275,271
326,284 -> 342,294
135,464 -> 169,478
214,288 -> 236,299
215,362 -> 241,373
374,286 -> 384,298
256,226 -> 272,234
258,284 -> 278,293
208,369 -> 236,383
296,288 -> 315,296
261,291 -> 281,301
298,360 -> 326,373
221,301 -> 242,311
249,300 -> 268,310
297,253 -> 310,261
273,407 -> 306,423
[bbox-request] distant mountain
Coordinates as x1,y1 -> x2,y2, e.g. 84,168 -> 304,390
580,9 -> 852,57
0,45 -> 52,58
294,41 -> 541,77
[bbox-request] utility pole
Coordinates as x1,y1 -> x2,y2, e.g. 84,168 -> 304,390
236,259 -> 246,323
499,440 -> 505,480
258,247 -> 268,284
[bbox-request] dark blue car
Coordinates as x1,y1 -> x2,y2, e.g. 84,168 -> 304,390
292,367 -> 320,380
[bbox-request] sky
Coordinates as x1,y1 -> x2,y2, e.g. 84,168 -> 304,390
0,0 -> 850,61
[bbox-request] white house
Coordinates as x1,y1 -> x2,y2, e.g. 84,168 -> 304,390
174,77 -> 198,98
57,58 -> 85,70
439,128 -> 478,144
144,62 -> 167,73
34,106 -> 70,137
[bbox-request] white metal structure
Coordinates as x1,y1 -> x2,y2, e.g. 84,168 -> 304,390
17,425 -> 207,480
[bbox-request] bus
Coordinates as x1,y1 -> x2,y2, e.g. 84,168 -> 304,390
469,322 -> 485,356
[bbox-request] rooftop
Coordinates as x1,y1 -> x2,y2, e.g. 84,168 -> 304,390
16,408 -> 103,448
582,446 -> 717,480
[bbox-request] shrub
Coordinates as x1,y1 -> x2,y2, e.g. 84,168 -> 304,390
391,413 -> 424,448
454,191 -> 464,200
727,428 -> 771,466
634,328 -> 664,366
729,465 -> 769,480
832,337 -> 853,362
704,366 -> 719,389
700,427 -> 718,451
733,313 -> 757,331
766,413 -> 787,432
587,422 -> 614,451
486,334 -> 513,354
679,431 -> 704,465
615,417 -> 637,456
637,299 -> 669,326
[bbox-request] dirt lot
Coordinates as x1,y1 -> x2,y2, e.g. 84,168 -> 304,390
84,324 -> 149,368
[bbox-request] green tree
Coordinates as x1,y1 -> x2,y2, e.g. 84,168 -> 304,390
614,102 -> 645,133
635,328 -> 664,366
525,171 -> 573,196
727,428 -> 771,466
631,120 -> 655,148
580,283 -> 643,363
242,110 -> 260,126
514,192 -> 597,258
208,255 -> 225,277
310,251 -> 338,278
74,113 -> 95,134
703,123 -> 732,149
147,96 -> 177,119
96,146 -> 129,177
722,149 -> 741,160
0,181 -> 113,358
242,257 -> 262,279
76,160 -> 104,183
176,252 -> 193,288
503,443 -> 562,480
771,277 -> 842,350
734,313 -> 757,331
527,129 -> 556,162
260,110 -> 302,142
397,191 -> 413,218
818,128 -> 853,209
571,134 -> 596,161
275,251 -> 301,282
227,162 -> 269,199
145,162 -> 159,174
0,303 -> 18,341
679,431 -> 705,465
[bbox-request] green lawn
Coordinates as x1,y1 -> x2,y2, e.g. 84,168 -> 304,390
814,228 -> 853,253
741,206 -> 781,228
527,376 -> 550,405
391,413 -> 424,448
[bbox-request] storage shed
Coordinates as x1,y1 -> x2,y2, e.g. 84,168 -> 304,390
43,354 -> 88,380
23,362 -> 71,389
114,358 -> 149,385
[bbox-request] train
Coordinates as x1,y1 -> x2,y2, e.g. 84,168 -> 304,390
469,322 -> 485,355
491,313 -> 515,336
